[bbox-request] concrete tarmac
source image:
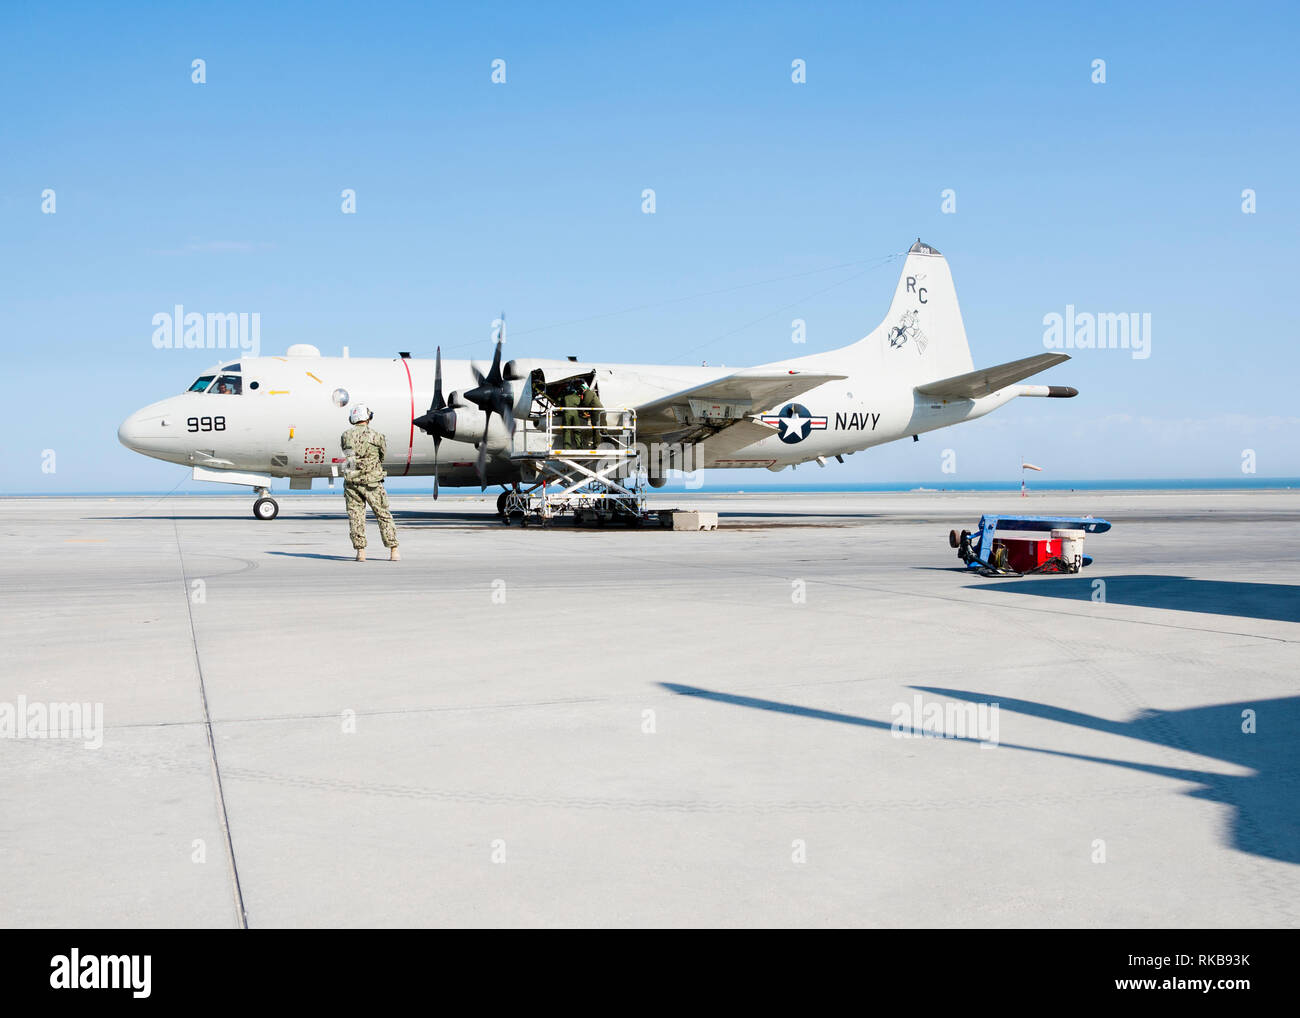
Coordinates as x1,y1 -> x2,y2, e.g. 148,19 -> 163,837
2,488 -> 1297,927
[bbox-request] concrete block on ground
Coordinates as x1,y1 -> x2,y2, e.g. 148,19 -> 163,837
660,510 -> 719,530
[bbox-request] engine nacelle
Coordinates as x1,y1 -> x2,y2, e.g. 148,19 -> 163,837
647,475 -> 668,488
503,359 -> 528,382
447,407 -> 488,444
440,406 -> 513,448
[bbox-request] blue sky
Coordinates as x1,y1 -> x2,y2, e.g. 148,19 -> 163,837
4,0 -> 1298,492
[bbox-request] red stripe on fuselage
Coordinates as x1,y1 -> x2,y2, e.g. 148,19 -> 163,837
401,358 -> 415,475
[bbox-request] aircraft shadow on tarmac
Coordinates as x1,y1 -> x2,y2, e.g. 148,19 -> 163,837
970,574 -> 1300,624
661,682 -> 1300,865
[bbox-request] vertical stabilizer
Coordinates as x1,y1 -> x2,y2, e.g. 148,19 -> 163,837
851,240 -> 975,384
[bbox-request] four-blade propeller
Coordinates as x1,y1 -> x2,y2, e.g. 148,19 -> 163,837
411,346 -> 455,498
462,338 -> 515,490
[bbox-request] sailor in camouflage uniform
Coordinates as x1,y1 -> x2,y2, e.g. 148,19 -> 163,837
559,383 -> 584,449
578,378 -> 603,447
341,404 -> 399,562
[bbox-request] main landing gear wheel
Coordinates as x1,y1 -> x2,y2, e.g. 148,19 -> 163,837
253,497 -> 279,521
496,491 -> 509,518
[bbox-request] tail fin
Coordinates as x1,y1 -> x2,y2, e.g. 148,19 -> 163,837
851,240 -> 974,383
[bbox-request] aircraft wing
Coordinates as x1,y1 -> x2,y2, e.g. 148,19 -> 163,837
635,369 -> 847,442
915,353 -> 1070,400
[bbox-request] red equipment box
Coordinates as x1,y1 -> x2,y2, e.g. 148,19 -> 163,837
993,535 -> 1061,572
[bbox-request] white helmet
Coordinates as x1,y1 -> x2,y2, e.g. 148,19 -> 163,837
348,404 -> 373,424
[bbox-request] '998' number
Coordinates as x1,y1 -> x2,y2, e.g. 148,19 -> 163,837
187,416 -> 225,432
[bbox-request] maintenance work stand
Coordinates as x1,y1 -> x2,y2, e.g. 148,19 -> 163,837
500,405 -> 648,527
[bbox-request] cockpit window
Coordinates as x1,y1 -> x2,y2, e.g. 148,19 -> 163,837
189,376 -> 215,393
221,363 -> 241,372
211,375 -> 242,395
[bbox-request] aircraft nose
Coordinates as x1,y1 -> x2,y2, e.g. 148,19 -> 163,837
118,406 -> 172,453
117,410 -> 145,450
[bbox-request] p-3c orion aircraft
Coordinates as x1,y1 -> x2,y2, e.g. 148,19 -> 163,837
118,241 -> 1077,519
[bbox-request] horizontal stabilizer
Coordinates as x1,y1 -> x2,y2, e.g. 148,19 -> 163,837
915,353 -> 1070,400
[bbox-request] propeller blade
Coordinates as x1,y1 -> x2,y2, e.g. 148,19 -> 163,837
432,346 -> 443,411
475,424 -> 490,490
512,375 -> 534,421
505,376 -> 532,457
488,339 -> 503,384
433,434 -> 441,500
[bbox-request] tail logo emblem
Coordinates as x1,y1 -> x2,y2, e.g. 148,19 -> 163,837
888,309 -> 928,354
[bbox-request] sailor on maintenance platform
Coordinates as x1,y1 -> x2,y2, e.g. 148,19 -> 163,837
559,381 -> 584,450
578,377 -> 604,446
340,404 -> 399,562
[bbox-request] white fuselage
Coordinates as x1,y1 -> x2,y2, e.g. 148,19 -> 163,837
117,348 -> 1011,488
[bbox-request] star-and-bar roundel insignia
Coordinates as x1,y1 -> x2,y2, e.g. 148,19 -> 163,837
759,403 -> 828,444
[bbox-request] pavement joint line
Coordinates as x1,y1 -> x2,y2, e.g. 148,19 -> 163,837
174,519 -> 249,930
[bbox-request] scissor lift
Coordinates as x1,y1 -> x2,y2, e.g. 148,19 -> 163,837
501,407 -> 648,526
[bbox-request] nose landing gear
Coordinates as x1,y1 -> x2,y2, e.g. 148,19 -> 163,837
252,487 -> 279,521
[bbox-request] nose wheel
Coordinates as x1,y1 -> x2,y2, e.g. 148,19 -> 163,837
253,496 -> 279,521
